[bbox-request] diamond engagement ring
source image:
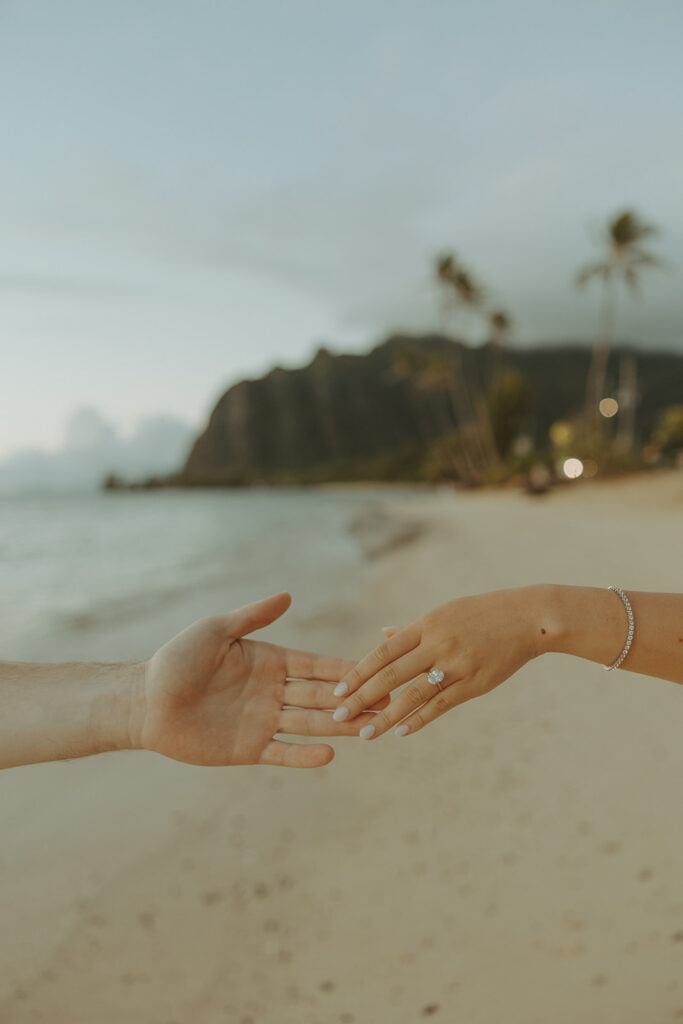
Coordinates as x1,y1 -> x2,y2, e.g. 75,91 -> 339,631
427,668 -> 445,689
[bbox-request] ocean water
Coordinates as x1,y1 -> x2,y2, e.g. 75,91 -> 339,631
0,488 -> 411,660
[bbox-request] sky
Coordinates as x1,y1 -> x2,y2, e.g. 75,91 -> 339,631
1,0 -> 682,464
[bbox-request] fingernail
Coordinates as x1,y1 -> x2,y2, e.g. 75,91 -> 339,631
333,705 -> 350,722
359,724 -> 376,740
382,626 -> 395,631
395,724 -> 409,737
333,681 -> 349,697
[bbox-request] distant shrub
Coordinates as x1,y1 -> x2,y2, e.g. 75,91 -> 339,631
487,369 -> 532,458
652,405 -> 683,455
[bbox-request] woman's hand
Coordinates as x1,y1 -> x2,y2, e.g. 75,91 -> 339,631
332,587 -> 546,739
133,592 -> 382,768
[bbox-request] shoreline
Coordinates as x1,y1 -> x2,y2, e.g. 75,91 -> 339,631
98,462 -> 682,497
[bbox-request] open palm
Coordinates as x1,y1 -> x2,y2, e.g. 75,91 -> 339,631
135,592 -> 369,768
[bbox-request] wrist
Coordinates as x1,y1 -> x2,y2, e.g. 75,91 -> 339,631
528,584 -> 629,666
522,584 -> 564,658
89,660 -> 148,754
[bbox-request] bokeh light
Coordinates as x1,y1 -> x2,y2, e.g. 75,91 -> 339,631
549,421 -> 574,447
563,457 -> 584,479
527,463 -> 552,493
599,397 -> 619,418
512,435 -> 533,456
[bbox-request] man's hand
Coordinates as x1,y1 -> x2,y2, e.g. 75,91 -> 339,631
133,592 -> 375,768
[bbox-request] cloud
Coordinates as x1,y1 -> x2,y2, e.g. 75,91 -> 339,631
0,407 -> 193,492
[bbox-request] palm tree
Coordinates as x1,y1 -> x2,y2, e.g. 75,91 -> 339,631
451,265 -> 486,309
389,346 -> 450,442
420,350 -> 484,482
390,343 -> 481,482
488,309 -> 512,388
577,210 -> 663,421
434,254 -> 502,476
489,310 -> 512,350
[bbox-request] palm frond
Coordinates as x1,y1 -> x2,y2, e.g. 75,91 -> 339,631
435,253 -> 457,284
629,248 -> 667,269
576,261 -> 611,287
609,210 -> 658,248
490,310 -> 511,332
452,268 -> 485,306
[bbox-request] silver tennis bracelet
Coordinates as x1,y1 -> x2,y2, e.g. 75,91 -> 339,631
603,585 -> 635,671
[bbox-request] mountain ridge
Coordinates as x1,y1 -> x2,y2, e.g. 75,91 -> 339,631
170,334 -> 682,486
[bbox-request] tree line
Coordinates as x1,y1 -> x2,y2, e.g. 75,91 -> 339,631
400,209 -> 681,487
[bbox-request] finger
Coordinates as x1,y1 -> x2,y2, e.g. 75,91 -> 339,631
283,680 -> 389,711
285,648 -> 357,682
334,648 -> 428,721
390,680 -> 476,737
220,592 -> 292,638
333,627 -> 420,701
349,672 -> 436,735
356,671 -> 468,738
259,739 -> 334,768
278,707 -> 382,737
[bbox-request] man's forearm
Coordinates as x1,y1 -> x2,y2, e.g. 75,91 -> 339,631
535,586 -> 683,684
0,660 -> 144,770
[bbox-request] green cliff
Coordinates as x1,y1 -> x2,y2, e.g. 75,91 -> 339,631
176,335 -> 683,485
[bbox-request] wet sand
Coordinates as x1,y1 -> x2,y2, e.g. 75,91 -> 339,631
2,472 -> 683,1023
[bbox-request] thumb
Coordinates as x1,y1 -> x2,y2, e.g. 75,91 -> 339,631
225,592 -> 292,638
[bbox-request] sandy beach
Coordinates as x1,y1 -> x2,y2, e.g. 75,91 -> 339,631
2,472 -> 683,1024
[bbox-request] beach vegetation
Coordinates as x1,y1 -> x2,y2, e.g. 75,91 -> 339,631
432,253 -> 506,483
486,368 -> 532,459
576,209 -> 664,439
652,405 -> 683,458
106,334 -> 682,492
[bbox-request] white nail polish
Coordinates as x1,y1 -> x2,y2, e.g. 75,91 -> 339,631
395,724 -> 409,737
333,681 -> 349,697
333,705 -> 350,722
359,724 -> 376,740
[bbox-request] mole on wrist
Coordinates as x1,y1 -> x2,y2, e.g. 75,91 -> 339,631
528,584 -> 563,656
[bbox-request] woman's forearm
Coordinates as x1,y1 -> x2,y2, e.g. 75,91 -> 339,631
533,585 -> 683,684
0,660 -> 143,770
